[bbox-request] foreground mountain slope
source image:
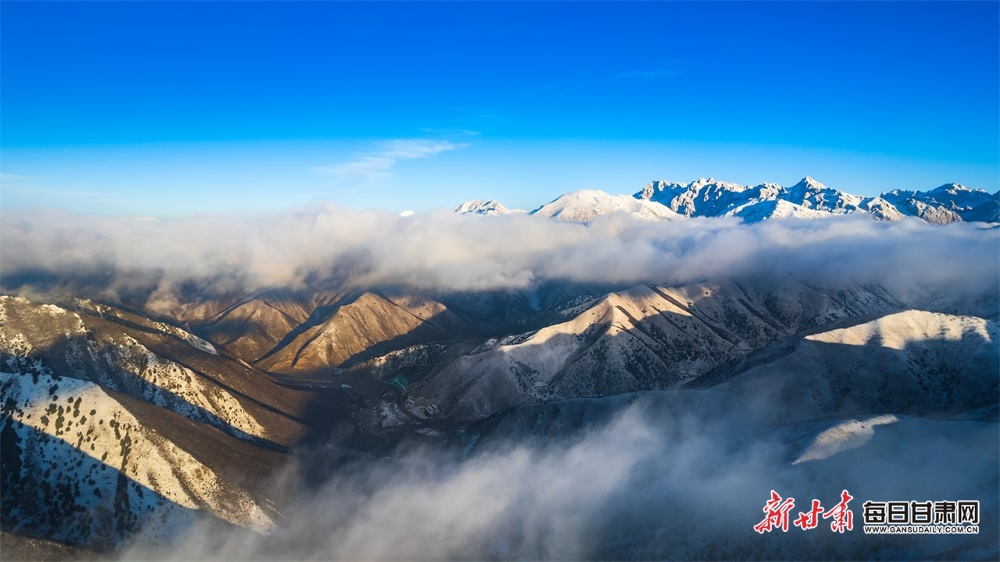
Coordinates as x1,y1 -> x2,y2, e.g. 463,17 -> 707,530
0,296 -> 341,549
1,372 -> 273,549
0,297 -> 313,445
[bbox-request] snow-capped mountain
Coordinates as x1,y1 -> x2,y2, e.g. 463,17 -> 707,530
454,177 -> 996,225
635,176 -> 905,222
637,177 -> 781,218
530,189 -> 681,222
724,199 -> 833,221
883,183 -> 1000,224
454,199 -> 517,216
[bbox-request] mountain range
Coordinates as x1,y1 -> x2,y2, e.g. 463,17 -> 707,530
456,176 -> 1000,224
1,176 -> 998,559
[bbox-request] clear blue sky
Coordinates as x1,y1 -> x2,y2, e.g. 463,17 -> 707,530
2,1 -> 998,216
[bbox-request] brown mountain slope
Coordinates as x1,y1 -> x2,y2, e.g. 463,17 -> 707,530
257,292 -> 459,375
196,293 -> 310,362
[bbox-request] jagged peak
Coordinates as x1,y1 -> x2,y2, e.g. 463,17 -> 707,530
930,183 -> 975,194
793,176 -> 828,190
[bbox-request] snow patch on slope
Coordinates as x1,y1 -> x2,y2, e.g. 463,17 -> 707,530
73,298 -> 217,355
0,297 -> 265,441
792,414 -> 898,464
0,372 -> 272,545
111,335 -> 265,439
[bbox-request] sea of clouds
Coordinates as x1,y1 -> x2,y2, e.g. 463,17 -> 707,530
3,206 -> 997,306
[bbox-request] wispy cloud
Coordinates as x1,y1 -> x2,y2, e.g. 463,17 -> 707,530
313,139 -> 467,181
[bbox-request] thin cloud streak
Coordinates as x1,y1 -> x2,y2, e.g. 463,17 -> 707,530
312,139 -> 467,180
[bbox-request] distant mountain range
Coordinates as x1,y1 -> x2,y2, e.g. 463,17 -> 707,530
456,177 -> 1000,224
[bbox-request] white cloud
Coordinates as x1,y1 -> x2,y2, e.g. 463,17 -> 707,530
313,139 -> 467,180
2,206 -> 997,305
122,396 -> 999,560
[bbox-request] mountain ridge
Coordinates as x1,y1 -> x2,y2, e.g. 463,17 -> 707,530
456,177 -> 999,224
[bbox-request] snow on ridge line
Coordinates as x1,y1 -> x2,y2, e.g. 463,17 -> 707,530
804,309 -> 997,351
72,298 -> 218,355
455,199 -> 512,216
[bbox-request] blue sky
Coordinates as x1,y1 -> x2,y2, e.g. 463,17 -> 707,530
2,1 -> 998,216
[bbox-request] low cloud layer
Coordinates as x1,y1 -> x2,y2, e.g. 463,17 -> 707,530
2,206 -> 997,305
122,397 -> 998,560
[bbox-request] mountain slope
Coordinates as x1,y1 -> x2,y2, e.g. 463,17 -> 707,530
724,199 -> 832,222
1,372 -> 273,548
695,309 -> 998,422
404,279 -> 903,422
0,297 -> 314,446
465,310 -> 998,560
883,183 -> 1000,224
196,292 -> 310,362
256,292 -> 460,375
0,296 -> 335,549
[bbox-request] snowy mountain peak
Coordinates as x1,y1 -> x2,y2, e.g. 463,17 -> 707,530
794,176 -> 828,190
882,182 -> 997,224
531,189 -> 680,223
930,183 -> 973,195
454,199 -> 512,216
457,176 -> 996,226
634,175 -> 917,222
